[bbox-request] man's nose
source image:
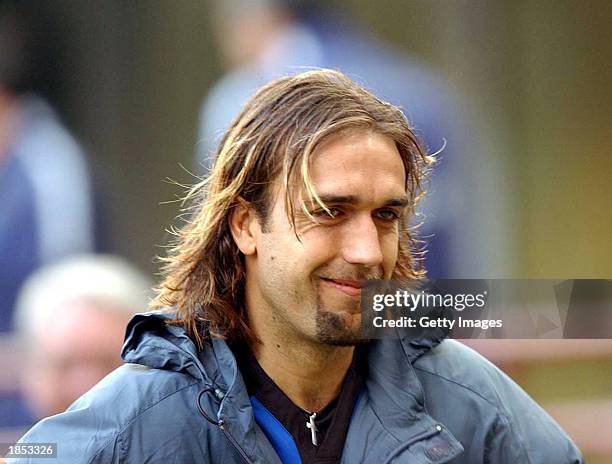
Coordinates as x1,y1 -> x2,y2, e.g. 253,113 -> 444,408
341,215 -> 384,267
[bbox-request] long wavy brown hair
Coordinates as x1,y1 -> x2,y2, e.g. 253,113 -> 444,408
152,69 -> 434,349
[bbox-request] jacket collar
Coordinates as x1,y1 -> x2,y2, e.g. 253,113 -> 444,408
122,311 -> 212,383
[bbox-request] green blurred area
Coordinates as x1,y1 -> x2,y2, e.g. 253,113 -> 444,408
524,359 -> 612,400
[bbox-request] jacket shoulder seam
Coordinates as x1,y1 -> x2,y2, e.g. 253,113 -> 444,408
413,364 -> 500,408
88,379 -> 201,463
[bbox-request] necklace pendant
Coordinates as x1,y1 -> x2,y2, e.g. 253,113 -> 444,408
306,412 -> 318,446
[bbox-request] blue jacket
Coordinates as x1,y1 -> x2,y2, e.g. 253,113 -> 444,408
11,312 -> 583,463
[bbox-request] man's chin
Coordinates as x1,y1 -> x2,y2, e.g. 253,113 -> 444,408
314,309 -> 368,346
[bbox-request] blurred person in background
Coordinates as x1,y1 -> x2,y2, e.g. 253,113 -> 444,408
10,255 -> 151,425
197,0 -> 508,278
0,1 -> 105,334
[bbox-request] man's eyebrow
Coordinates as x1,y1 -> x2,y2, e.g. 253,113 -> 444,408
312,194 -> 410,208
315,194 -> 359,205
383,197 -> 410,208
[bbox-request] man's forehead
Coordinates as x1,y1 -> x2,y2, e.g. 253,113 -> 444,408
311,129 -> 405,176
308,134 -> 407,204
264,129 -> 409,213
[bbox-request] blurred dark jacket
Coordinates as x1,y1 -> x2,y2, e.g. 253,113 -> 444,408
0,96 -> 99,333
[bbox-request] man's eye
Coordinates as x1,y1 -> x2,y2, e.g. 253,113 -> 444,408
376,210 -> 400,221
313,207 -> 342,219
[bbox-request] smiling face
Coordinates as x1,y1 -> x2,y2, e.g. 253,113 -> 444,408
234,129 -> 407,346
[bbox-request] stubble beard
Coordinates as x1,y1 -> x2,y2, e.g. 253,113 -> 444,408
311,265 -> 383,346
313,292 -> 369,346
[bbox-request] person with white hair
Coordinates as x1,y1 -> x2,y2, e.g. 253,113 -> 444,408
13,254 -> 152,420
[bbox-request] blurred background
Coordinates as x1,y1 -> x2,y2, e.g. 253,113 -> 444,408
0,0 -> 611,462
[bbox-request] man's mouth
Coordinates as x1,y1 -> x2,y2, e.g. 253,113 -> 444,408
319,277 -> 364,297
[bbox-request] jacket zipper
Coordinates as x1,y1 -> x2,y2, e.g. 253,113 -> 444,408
219,420 -> 256,464
197,387 -> 255,464
382,424 -> 443,464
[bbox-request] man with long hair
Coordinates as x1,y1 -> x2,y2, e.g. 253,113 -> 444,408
11,70 -> 581,463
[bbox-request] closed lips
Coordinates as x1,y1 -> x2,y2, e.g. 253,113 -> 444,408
320,277 -> 363,296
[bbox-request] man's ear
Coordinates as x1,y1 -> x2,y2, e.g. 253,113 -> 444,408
229,197 -> 259,255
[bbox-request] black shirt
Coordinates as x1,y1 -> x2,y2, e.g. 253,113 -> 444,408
234,345 -> 368,464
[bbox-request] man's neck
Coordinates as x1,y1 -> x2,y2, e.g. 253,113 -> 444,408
251,338 -> 354,413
